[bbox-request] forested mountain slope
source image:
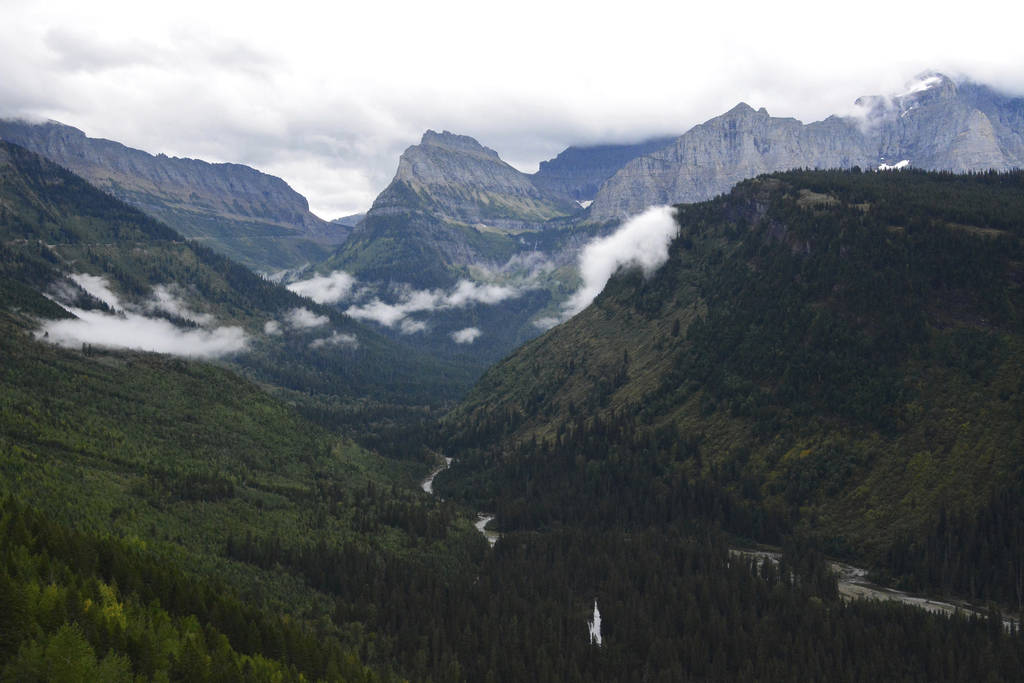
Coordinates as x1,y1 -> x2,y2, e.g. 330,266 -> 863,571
441,168 -> 1024,607
0,283 -> 529,680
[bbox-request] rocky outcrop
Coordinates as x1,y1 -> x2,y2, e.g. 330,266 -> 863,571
530,137 -> 675,201
589,73 -> 1024,221
0,119 -> 345,270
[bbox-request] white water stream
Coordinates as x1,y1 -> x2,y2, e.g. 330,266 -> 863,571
474,514 -> 499,547
420,457 -> 452,494
420,457 -> 500,546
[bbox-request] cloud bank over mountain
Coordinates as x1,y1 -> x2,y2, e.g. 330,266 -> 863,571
344,280 -> 520,332
283,269 -> 523,336
38,274 -> 248,358
563,206 -> 679,317
3,1 -> 1023,218
40,309 -> 248,358
285,271 -> 357,304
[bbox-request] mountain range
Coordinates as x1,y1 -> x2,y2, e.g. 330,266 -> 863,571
588,72 -> 1024,220
301,71 -> 1024,368
4,71 -> 1024,374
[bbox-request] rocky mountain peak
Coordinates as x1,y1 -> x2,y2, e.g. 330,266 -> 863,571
855,72 -> 958,118
393,130 -> 511,187
722,102 -> 762,118
898,71 -> 957,100
419,130 -> 502,160
371,129 -> 577,228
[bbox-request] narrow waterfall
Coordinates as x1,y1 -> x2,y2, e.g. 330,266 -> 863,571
588,600 -> 602,646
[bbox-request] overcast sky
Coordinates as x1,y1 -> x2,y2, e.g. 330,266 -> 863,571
2,0 -> 1022,219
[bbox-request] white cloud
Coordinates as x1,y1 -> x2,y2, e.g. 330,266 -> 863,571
898,75 -> 942,98
69,273 -> 120,310
146,284 -> 214,324
38,308 -> 247,357
533,316 -> 560,331
563,206 -> 679,318
66,276 -> 215,326
284,307 -> 328,329
450,327 -> 482,344
38,273 -> 247,357
286,270 -> 356,304
499,251 -> 558,280
345,279 -> 521,329
345,299 -> 414,328
400,318 -> 428,334
263,319 -> 282,335
309,331 -> 358,349
444,280 -> 519,307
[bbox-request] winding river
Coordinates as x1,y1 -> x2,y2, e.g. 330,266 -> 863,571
420,457 -> 500,546
731,547 -> 1020,631
474,514 -> 499,547
420,457 -> 452,494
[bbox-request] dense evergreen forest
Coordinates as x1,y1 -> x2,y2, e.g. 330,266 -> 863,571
442,168 -> 1024,609
3,141 -> 1024,680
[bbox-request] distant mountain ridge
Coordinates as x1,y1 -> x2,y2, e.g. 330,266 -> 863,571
12,71 -> 1021,374
0,118 -> 346,271
588,73 -> 1024,220
588,103 -> 871,220
531,136 -> 676,201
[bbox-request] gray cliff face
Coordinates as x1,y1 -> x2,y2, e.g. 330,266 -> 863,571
589,104 -> 871,220
530,137 -> 676,201
369,130 -> 577,229
0,119 -> 344,270
869,74 -> 1024,172
590,73 -> 1024,221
